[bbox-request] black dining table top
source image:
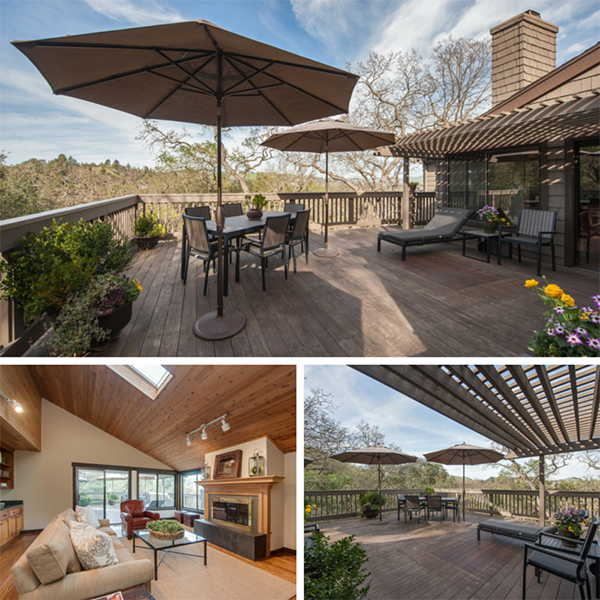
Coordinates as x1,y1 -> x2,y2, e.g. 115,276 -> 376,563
205,211 -> 294,236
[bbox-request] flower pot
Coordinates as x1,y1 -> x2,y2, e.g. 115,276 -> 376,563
482,221 -> 499,233
363,509 -> 380,519
148,529 -> 185,541
558,528 -> 580,548
246,208 -> 263,220
92,301 -> 133,352
134,235 -> 160,250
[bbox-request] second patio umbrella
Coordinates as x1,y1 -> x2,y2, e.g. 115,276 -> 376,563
262,120 -> 395,257
13,21 -> 358,338
424,443 -> 504,523
331,446 -> 417,524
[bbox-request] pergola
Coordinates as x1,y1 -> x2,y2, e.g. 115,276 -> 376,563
352,364 -> 600,525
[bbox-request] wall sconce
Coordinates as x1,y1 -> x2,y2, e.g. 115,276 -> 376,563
185,413 -> 230,446
0,389 -> 23,413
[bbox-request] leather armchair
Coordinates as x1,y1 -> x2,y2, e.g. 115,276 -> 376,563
120,500 -> 160,539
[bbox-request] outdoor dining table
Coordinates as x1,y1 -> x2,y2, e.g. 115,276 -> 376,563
418,497 -> 460,520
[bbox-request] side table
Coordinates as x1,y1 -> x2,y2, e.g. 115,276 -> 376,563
462,229 -> 503,264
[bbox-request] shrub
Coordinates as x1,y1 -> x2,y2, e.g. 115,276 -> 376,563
425,487 -> 435,495
134,212 -> 166,238
305,531 -> 370,600
146,520 -> 184,534
359,490 -> 386,509
78,494 -> 91,507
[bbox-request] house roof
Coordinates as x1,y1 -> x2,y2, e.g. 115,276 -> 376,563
352,365 -> 600,459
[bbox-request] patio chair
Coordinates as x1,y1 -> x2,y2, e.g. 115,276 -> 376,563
238,213 -> 291,291
222,202 -> 244,218
445,494 -> 460,522
405,495 -> 425,524
304,523 -> 320,534
184,205 -> 211,220
498,208 -> 557,276
425,495 -> 444,521
284,202 -> 305,213
285,208 -> 311,273
522,515 -> 599,600
397,493 -> 406,520
377,207 -> 474,261
182,214 -> 235,294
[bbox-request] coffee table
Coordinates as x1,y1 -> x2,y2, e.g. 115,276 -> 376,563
133,530 -> 207,580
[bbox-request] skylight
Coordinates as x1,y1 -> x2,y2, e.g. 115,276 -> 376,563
129,365 -> 170,388
107,365 -> 173,400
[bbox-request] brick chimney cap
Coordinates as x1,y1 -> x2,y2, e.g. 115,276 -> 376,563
490,11 -> 559,35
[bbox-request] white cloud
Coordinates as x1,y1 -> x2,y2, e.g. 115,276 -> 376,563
82,0 -> 183,26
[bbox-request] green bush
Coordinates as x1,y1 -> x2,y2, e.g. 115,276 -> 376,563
359,490 -> 386,509
425,487 -> 435,495
0,218 -> 132,320
134,212 -> 166,238
79,494 -> 91,507
305,531 -> 370,600
146,519 -> 184,534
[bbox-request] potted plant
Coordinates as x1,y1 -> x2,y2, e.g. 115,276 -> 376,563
107,493 -> 118,506
408,181 -> 419,193
133,212 -> 166,250
553,508 -> 587,548
146,519 -> 184,541
476,205 -> 510,233
359,490 -> 385,519
305,502 -> 317,523
525,278 -> 600,356
245,193 -> 268,220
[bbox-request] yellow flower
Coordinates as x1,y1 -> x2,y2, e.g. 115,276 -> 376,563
306,504 -> 311,509
525,279 -> 539,288
582,313 -> 590,320
544,284 -> 563,298
560,293 -> 575,307
305,507 -> 311,513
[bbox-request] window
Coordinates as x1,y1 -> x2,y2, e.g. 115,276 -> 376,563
107,365 -> 173,400
448,157 -> 486,213
138,472 -> 176,510
181,470 -> 205,513
129,365 -> 170,388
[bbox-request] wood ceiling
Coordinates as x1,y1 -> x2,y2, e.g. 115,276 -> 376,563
28,364 -> 296,471
353,364 -> 600,459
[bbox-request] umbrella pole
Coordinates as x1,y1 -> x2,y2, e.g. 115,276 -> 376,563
373,460 -> 388,525
194,54 -> 245,340
462,462 -> 466,523
314,139 -> 339,258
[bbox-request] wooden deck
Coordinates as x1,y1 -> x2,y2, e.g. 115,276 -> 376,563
97,227 -> 599,357
317,514 -> 593,600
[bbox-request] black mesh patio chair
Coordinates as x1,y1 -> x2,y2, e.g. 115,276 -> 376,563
185,205 -> 211,220
445,494 -> 460,522
499,208 -> 557,276
405,495 -> 425,524
425,495 -> 443,521
285,208 -> 310,273
304,523 -> 320,533
397,493 -> 406,520
284,202 -> 305,213
523,515 -> 599,600
238,213 -> 291,291
182,214 -> 235,294
222,202 -> 243,218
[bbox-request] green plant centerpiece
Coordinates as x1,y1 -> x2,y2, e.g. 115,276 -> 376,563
146,519 -> 185,541
553,508 -> 587,548
133,212 -> 166,250
525,277 -> 600,357
245,193 -> 268,220
359,490 -> 386,519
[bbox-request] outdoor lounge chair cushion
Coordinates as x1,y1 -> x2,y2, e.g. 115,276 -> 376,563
526,550 -> 580,580
477,519 -> 553,542
379,208 -> 473,243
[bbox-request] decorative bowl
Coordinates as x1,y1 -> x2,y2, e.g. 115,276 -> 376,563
148,529 -> 185,541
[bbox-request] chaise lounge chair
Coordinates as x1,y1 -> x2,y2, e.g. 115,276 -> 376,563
377,207 -> 474,260
477,518 -> 555,542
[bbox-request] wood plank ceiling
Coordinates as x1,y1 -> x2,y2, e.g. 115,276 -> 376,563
29,364 -> 296,471
353,365 -> 600,458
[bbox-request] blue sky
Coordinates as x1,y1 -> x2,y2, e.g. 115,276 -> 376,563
304,365 -> 592,480
1,0 -> 599,167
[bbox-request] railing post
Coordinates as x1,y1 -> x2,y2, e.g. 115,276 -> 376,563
539,455 -> 546,526
402,157 -> 410,230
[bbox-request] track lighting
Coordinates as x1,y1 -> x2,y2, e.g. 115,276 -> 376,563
185,413 -> 230,447
0,389 -> 23,413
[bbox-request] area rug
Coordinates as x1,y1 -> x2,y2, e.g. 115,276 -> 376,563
120,536 -> 296,600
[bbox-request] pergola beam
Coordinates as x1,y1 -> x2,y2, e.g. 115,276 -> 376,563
590,369 -> 600,440
534,365 -> 571,445
569,366 -> 582,442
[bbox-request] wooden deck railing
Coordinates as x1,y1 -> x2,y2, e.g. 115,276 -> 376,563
305,488 -> 600,522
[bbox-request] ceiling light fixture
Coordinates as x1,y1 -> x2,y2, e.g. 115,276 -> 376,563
0,389 -> 24,413
185,413 -> 230,447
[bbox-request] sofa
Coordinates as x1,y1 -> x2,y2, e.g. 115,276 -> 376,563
12,508 -> 153,600
120,500 -> 160,540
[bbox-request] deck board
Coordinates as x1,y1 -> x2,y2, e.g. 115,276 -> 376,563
316,514 -> 593,600
95,228 -> 599,357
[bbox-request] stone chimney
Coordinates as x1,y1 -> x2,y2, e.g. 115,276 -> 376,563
490,10 -> 559,106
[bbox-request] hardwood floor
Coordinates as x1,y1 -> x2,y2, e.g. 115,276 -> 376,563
0,532 -> 38,600
317,514 -> 594,600
84,227 -> 599,357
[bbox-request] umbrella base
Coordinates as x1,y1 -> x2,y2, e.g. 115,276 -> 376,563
314,247 -> 339,258
194,309 -> 246,340
373,520 -> 389,526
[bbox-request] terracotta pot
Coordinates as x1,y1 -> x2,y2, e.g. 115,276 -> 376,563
246,208 -> 263,220
558,527 -> 580,548
134,235 -> 160,250
91,301 -> 133,352
483,221 -> 499,233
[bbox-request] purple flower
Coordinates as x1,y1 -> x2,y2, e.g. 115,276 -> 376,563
592,294 -> 600,308
575,327 -> 589,337
547,329 -> 556,337
587,338 -> 600,351
554,307 -> 566,314
554,325 -> 566,335
591,314 -> 600,324
566,333 -> 583,346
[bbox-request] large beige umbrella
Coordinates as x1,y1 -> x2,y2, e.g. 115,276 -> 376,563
262,120 -> 395,257
13,21 -> 358,337
331,446 -> 417,524
424,443 -> 504,523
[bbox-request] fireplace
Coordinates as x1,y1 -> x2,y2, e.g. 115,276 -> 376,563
208,494 -> 256,532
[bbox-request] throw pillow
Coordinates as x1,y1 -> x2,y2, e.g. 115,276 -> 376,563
69,521 -> 119,571
75,505 -> 100,529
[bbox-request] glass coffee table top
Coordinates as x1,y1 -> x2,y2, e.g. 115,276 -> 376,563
134,529 -> 206,549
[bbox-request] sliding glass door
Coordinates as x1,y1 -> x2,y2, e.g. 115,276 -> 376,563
74,467 -> 130,524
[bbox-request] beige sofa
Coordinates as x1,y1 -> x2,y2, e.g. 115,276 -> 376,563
12,508 -> 153,600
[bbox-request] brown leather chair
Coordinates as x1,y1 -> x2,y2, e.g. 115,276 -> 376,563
120,500 -> 160,539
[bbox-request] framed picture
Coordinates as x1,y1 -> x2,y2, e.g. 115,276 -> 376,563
213,450 -> 242,480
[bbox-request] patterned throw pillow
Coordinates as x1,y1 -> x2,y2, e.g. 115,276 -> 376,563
69,521 -> 119,571
75,505 -> 101,529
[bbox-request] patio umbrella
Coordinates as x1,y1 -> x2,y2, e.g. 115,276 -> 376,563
262,120 -> 395,257
424,443 -> 504,523
331,446 -> 417,524
304,457 -> 314,467
13,21 -> 358,338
